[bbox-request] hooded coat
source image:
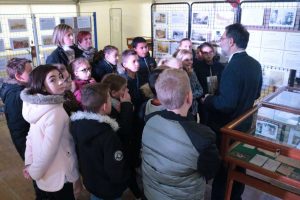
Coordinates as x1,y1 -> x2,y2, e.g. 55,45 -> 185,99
0,79 -> 29,160
70,111 -> 129,199
21,89 -> 79,192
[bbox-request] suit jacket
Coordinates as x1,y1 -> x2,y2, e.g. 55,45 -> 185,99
204,52 -> 262,140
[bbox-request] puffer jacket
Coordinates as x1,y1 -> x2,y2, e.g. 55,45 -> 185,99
21,89 -> 79,192
0,79 -> 29,160
142,110 -> 220,200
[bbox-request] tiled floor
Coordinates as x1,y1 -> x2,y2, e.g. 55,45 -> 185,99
0,116 -> 279,200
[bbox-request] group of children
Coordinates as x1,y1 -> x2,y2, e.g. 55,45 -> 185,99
0,23 -> 225,200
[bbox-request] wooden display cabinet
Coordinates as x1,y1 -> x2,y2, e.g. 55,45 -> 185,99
221,87 -> 300,200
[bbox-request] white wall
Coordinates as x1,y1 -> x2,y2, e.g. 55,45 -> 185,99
79,0 -> 153,51
0,4 -> 76,14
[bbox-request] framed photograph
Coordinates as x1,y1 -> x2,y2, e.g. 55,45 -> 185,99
171,12 -> 187,25
60,17 -> 74,28
263,67 -> 289,87
0,39 -> 5,52
77,16 -> 91,29
8,19 -> 27,32
10,37 -> 29,50
171,29 -> 186,41
0,57 -> 7,71
287,128 -> 300,148
157,41 -> 169,54
39,18 -> 56,30
255,120 -> 278,140
269,8 -> 296,28
214,11 -> 234,28
241,8 -> 264,26
191,30 -> 208,42
41,35 -> 54,46
154,27 -> 167,40
154,12 -> 168,25
170,42 -> 179,55
212,29 -> 222,42
192,12 -> 209,25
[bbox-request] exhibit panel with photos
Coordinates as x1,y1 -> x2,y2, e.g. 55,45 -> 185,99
190,2 -> 236,44
0,14 -> 33,78
240,1 -> 300,96
0,12 -> 96,78
35,13 -> 95,64
152,3 -> 190,58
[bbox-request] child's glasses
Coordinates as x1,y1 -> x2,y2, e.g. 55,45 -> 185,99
78,68 -> 91,73
201,50 -> 214,55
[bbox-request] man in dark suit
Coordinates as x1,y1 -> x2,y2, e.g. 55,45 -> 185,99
203,23 -> 262,200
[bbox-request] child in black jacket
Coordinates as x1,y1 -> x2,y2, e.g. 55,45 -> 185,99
132,37 -> 157,85
70,83 -> 129,200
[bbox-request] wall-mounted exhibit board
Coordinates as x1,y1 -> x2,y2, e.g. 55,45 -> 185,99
190,1 -> 238,63
0,12 -> 96,79
151,1 -> 239,59
151,2 -> 190,58
241,1 -> 300,89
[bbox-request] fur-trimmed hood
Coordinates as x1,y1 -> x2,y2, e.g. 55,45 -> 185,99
21,88 -> 65,124
21,88 -> 64,105
70,111 -> 119,132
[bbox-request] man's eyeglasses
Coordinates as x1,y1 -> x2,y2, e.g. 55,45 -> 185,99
77,68 -> 91,73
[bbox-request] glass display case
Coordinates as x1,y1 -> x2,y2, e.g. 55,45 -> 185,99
262,86 -> 300,114
221,94 -> 300,200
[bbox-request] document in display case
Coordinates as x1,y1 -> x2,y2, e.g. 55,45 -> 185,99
221,102 -> 300,200
262,86 -> 300,114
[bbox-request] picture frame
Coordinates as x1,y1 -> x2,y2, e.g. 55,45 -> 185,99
269,8 -> 297,28
171,12 -> 187,25
214,11 -> 234,28
39,17 -> 56,31
212,29 -> 222,42
0,57 -> 7,71
287,128 -> 300,148
8,19 -> 27,32
255,120 -> 278,140
60,17 -> 74,28
154,27 -> 167,40
10,37 -> 30,50
154,12 -> 168,25
157,41 -> 169,54
0,39 -> 5,52
171,29 -> 186,41
77,16 -> 91,29
41,35 -> 54,46
169,42 -> 179,55
241,8 -> 264,26
191,29 -> 208,42
192,12 -> 209,25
